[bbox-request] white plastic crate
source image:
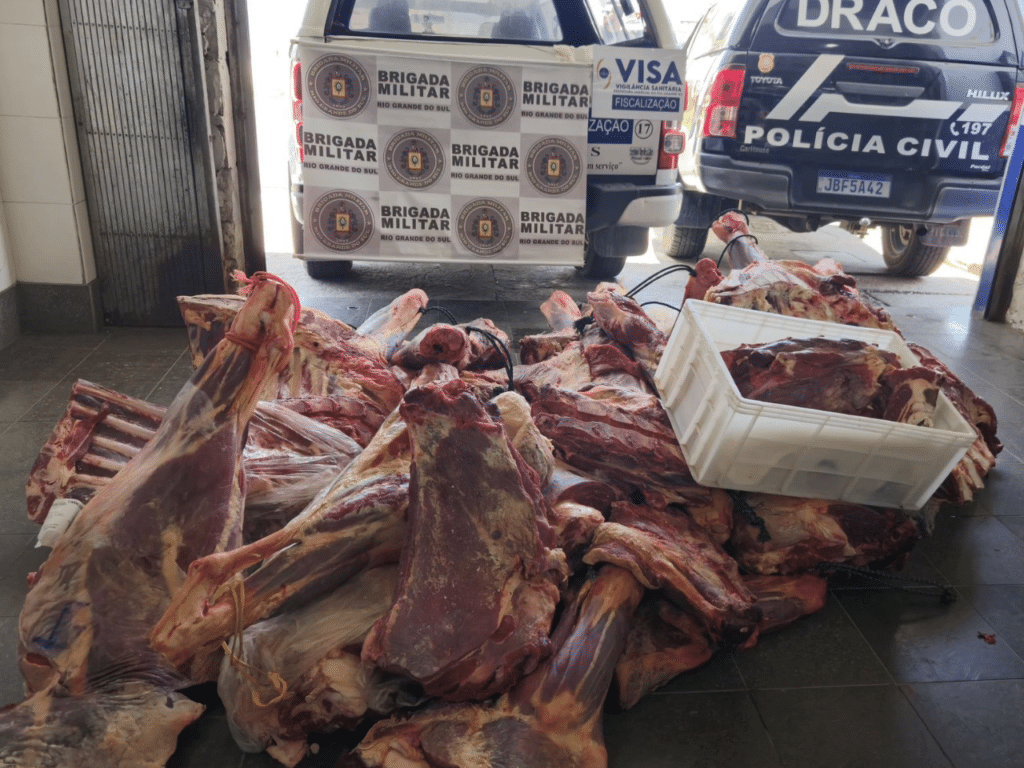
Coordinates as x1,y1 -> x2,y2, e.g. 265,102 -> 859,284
653,302 -> 976,510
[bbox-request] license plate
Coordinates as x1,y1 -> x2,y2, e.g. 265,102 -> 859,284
816,171 -> 891,198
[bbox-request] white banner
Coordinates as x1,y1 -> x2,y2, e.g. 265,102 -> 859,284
299,44 -> 590,264
590,46 -> 686,121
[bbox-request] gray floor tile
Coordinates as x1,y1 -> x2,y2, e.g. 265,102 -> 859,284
145,352 -> 195,407
998,515 -> 1024,541
63,357 -> 181,402
958,452 -> 1024,517
901,680 -> 1024,768
751,686 -> 953,768
605,691 -> 783,768
836,588 -> 1024,683
16,377 -> 78,423
0,574 -> 27,618
0,343 -> 92,382
917,515 -> 1024,585
0,534 -> 33,579
167,711 -> 245,768
96,328 -> 190,356
0,380 -> 59,422
732,595 -> 891,689
301,296 -> 371,328
0,616 -> 25,707
0,422 -> 60,534
958,584 -> 1024,661
652,649 -> 747,694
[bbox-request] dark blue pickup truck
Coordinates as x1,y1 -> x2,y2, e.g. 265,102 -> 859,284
673,0 -> 1024,275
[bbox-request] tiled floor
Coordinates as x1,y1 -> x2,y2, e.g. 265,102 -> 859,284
1,245 -> 1023,767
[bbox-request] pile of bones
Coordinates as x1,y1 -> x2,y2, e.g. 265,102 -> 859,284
0,216 -> 1001,767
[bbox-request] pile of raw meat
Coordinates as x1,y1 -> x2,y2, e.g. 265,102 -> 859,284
0,220 -> 1001,767
722,337 -> 944,427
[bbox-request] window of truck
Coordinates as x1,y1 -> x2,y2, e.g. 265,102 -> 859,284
584,0 -> 649,43
344,0 -> 563,41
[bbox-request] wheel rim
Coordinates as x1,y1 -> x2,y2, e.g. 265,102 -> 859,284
890,224 -> 913,255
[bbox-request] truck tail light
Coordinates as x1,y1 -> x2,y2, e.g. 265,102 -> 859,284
1000,85 -> 1024,158
703,66 -> 745,139
658,120 -> 685,170
292,60 -> 304,163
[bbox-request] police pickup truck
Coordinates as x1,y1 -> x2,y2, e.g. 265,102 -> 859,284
672,0 -> 1024,276
288,0 -> 686,280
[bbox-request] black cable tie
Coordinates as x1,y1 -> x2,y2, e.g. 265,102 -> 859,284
573,315 -> 595,334
466,325 -> 515,393
640,300 -> 681,312
419,305 -> 459,324
728,490 -> 770,542
717,207 -> 749,224
625,264 -> 696,299
717,233 -> 759,269
816,562 -> 957,605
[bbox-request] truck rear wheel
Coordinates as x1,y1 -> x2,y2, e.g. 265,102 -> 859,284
880,223 -> 949,277
305,259 -> 353,280
666,225 -> 709,260
577,234 -> 626,280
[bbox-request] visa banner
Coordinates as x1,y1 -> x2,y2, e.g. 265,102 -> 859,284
591,46 -> 686,121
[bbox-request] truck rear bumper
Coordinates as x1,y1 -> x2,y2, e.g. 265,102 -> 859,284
587,180 -> 682,230
697,155 -> 999,223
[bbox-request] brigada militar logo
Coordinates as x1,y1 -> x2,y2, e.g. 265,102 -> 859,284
457,66 -> 515,128
307,54 -> 370,119
310,191 -> 373,252
384,129 -> 445,189
526,137 -> 582,195
457,199 -> 514,256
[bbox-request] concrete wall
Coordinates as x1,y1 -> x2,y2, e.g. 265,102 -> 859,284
0,0 -> 99,336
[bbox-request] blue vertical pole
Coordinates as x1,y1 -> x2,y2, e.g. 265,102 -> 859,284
975,122 -> 1024,314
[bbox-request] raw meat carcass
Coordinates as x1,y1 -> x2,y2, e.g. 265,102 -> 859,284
722,337 -> 900,416
519,329 -> 579,364
391,318 -> 511,371
541,289 -> 583,331
705,213 -> 896,331
0,687 -> 205,768
731,493 -> 924,574
723,336 -> 945,426
150,365 -> 460,680
218,565 -> 417,767
3,273 -> 298,767
614,597 -> 715,708
744,573 -> 829,634
702,211 -> 999,501
493,390 -> 555,486
355,288 -> 432,359
25,380 -> 361,538
584,498 -> 761,647
586,290 -> 667,384
512,324 -> 652,396
178,289 -> 425,432
362,380 -> 568,701
349,566 -> 644,768
908,342 -> 1002,503
528,384 -> 707,507
543,462 -> 622,512
683,258 -> 725,302
613,573 -> 828,709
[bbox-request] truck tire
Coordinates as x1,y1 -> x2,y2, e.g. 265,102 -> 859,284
666,225 -> 709,260
880,223 -> 949,277
577,235 -> 626,280
305,259 -> 353,280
